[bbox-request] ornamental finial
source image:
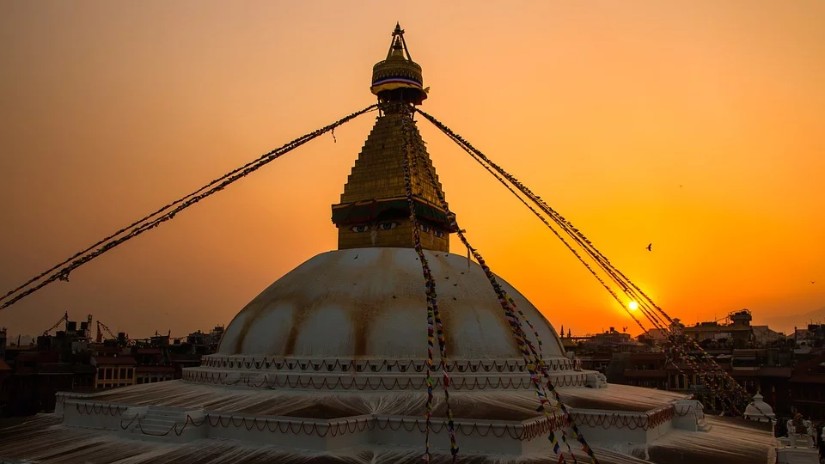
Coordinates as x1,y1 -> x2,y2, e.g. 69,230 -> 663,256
371,24 -> 426,105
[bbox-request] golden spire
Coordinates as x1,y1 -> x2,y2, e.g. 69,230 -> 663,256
331,25 -> 450,251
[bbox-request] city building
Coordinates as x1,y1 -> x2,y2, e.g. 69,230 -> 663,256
91,355 -> 136,390
0,314 -> 221,416
598,313 -> 825,424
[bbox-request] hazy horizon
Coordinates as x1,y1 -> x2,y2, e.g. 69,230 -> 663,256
4,305 -> 823,342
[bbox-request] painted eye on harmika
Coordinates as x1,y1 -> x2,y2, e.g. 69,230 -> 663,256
351,224 -> 369,233
379,222 -> 398,231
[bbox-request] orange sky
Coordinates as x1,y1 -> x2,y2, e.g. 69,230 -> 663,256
1,1 -> 824,339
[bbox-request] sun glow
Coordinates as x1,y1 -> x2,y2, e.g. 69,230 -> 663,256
628,301 -> 639,311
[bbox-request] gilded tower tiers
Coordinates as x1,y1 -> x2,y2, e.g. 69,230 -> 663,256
332,25 -> 452,251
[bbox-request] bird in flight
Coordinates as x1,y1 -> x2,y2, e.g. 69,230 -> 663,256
646,243 -> 652,252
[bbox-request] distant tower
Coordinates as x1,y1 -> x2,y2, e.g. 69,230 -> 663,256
331,23 -> 452,251
730,309 -> 752,327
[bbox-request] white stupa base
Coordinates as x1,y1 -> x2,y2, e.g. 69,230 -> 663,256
57,386 -> 705,458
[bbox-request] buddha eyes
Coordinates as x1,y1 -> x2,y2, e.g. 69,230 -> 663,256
416,223 -> 443,236
349,222 -> 443,237
351,222 -> 398,232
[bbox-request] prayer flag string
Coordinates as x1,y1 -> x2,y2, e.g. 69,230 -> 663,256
415,107 -> 756,416
407,111 -> 597,464
398,108 -> 459,463
0,105 -> 378,310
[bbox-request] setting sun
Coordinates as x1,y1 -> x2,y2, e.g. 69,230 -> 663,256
628,301 -> 639,311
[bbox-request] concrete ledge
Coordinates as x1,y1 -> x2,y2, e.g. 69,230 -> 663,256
55,396 -> 694,457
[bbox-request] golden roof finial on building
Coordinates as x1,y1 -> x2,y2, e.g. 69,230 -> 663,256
389,22 -> 411,61
371,23 -> 427,105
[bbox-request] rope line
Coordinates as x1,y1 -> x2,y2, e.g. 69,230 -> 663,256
397,107 -> 458,462
417,118 -> 732,413
408,111 -> 596,464
0,104 -> 377,310
416,108 -> 761,416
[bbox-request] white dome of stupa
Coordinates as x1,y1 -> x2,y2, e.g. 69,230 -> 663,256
217,247 -> 565,360
187,246 -> 579,393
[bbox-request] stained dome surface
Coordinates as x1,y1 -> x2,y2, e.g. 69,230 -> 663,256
218,247 -> 565,360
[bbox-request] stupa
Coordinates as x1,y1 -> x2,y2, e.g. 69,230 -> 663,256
0,25 -> 776,464
744,392 -> 776,423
